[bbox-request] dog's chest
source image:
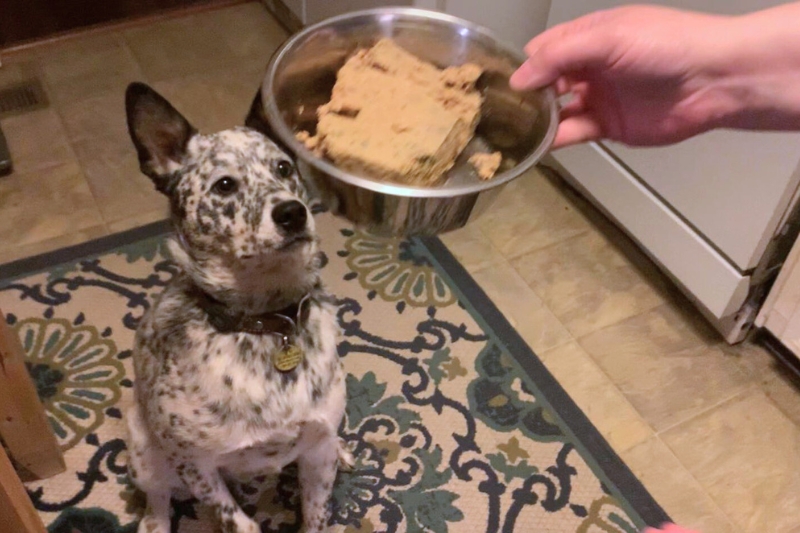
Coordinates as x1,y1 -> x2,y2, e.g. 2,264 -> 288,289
140,301 -> 344,454
196,332 -> 327,414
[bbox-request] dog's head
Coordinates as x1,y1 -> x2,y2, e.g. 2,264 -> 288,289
125,82 -> 319,309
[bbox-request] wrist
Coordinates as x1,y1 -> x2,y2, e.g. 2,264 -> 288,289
700,4 -> 800,131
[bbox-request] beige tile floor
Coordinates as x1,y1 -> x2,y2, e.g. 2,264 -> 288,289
2,3 -> 800,532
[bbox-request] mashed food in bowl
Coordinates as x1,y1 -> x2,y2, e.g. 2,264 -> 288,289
296,38 -> 501,185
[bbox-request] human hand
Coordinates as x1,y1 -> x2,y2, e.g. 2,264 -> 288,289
642,524 -> 700,533
510,5 -> 735,149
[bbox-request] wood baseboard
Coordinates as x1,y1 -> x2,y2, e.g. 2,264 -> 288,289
1,0 -> 249,55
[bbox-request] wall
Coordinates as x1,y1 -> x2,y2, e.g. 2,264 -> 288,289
430,0 -> 552,50
282,1 -> 553,51
307,0 -> 414,24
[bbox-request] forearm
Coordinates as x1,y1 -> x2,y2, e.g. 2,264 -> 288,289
508,2 -> 800,146
706,2 -> 800,131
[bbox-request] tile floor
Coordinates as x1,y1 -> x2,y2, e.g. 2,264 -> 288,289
2,3 -> 800,532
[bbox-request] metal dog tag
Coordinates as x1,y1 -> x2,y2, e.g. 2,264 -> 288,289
274,337 -> 304,372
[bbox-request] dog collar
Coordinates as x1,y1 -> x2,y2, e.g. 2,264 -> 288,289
191,288 -> 310,337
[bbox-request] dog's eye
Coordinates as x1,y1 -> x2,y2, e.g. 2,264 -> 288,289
212,177 -> 238,196
277,160 -> 294,178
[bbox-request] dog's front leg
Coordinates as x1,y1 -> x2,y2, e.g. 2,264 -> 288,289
127,404 -> 174,533
297,425 -> 340,533
137,492 -> 172,533
174,460 -> 259,533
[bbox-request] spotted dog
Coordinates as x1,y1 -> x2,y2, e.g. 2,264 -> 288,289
123,82 -> 352,533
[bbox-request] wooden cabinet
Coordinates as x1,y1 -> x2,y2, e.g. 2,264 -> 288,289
758,235 -> 800,357
0,0 -> 215,48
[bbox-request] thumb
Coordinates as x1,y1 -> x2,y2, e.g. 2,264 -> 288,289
510,21 -> 617,90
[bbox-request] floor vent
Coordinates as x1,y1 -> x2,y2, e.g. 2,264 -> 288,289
0,78 -> 49,119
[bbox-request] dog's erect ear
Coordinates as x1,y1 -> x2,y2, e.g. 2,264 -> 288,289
244,90 -> 270,135
126,82 -> 196,193
244,90 -> 293,156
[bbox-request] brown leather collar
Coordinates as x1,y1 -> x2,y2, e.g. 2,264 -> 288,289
190,287 -> 309,336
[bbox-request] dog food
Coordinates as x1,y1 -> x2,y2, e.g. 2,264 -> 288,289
469,151 -> 503,180
297,39 -> 502,184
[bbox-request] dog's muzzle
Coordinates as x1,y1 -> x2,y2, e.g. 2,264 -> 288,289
272,200 -> 307,234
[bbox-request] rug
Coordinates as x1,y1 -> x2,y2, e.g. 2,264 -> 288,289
0,213 -> 669,533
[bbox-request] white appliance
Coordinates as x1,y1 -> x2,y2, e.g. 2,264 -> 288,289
542,0 -> 800,343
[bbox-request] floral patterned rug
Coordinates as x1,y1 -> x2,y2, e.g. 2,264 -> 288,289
0,214 -> 669,533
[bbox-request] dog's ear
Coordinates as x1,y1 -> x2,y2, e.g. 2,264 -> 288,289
126,82 -> 196,193
244,90 -> 293,156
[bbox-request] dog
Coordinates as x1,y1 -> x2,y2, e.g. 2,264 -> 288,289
123,82 -> 351,533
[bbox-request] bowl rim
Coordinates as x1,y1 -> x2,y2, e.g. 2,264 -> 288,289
261,6 -> 558,199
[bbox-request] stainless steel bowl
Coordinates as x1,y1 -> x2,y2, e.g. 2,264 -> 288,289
261,7 -> 558,237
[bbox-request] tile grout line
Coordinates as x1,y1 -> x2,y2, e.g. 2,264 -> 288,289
471,218 -> 660,453
471,223 -> 578,352
752,371 -> 800,439
48,83 -> 109,220
761,381 -> 795,425
96,28 -> 160,232
473,220 -> 578,329
482,222 -> 724,523
652,384 -> 757,532
653,378 -> 758,437
116,29 -> 150,88
10,28 -> 135,249
645,433 -> 743,532
560,363 -> 655,456
563,295 -> 666,340
1,47 -> 83,176
42,27 -> 139,224
118,23 -> 158,88
653,387 -> 757,532
501,223 -> 593,264
472,189 -> 690,354
489,211 -> 673,341
555,335 -> 659,455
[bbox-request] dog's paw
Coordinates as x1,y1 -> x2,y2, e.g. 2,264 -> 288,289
219,513 -> 260,533
240,520 -> 261,533
137,516 -> 170,533
337,438 -> 356,472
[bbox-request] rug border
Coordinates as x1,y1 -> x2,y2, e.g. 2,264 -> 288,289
0,221 -> 671,528
420,236 -> 672,529
0,220 -> 172,283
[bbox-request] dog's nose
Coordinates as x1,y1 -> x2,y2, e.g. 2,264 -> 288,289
271,200 -> 307,233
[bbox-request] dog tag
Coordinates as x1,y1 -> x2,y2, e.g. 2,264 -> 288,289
274,342 -> 303,372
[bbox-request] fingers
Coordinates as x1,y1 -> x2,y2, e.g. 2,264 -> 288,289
552,113 -> 604,149
510,59 -> 544,91
557,80 -> 589,108
549,82 -> 599,149
511,31 -> 616,90
510,14 -> 620,90
555,77 -> 571,95
507,13 -> 617,148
